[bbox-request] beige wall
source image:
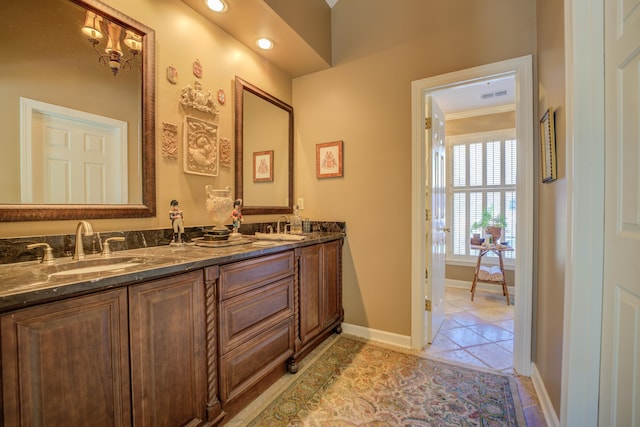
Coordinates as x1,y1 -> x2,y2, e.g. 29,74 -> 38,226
293,0 -> 536,335
536,0 -> 566,417
0,0 -> 292,236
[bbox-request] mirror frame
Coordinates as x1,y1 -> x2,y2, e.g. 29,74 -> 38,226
234,76 -> 293,215
0,0 -> 156,222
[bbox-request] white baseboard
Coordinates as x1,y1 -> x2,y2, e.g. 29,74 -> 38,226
531,363 -> 560,427
341,323 -> 412,349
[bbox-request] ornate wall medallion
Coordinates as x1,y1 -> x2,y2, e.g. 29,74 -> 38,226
193,59 -> 203,78
161,122 -> 178,159
183,116 -> 219,176
166,65 -> 178,84
179,81 -> 219,115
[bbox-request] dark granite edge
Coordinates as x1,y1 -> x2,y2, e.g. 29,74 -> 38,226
0,232 -> 345,313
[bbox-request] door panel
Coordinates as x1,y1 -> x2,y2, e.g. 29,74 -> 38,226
601,0 -> 640,424
426,95 -> 446,344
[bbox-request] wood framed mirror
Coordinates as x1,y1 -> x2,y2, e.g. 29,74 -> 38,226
0,0 -> 156,221
234,76 -> 293,215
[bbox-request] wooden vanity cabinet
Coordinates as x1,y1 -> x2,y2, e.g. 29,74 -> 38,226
215,251 -> 296,416
129,270 -> 211,427
295,240 -> 343,362
1,270 -> 219,427
1,288 -> 132,427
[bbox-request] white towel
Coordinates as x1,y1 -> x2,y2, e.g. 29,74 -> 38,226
478,266 -> 503,281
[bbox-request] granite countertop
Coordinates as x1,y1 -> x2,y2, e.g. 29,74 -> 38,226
0,232 -> 344,314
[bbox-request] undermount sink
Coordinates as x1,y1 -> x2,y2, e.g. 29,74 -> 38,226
254,232 -> 307,241
46,257 -> 146,277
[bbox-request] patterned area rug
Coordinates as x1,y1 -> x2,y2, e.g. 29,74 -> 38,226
248,336 -> 525,426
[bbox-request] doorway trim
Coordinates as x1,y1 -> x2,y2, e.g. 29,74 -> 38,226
411,55 -> 534,375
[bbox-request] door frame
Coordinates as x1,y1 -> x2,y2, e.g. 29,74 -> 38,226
411,55 -> 534,375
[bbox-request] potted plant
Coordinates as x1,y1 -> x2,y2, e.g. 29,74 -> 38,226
471,207 -> 507,243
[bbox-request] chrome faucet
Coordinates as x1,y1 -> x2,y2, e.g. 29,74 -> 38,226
73,221 -> 94,260
276,215 -> 289,234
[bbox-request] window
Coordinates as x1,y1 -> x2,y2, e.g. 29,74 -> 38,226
447,129 -> 517,265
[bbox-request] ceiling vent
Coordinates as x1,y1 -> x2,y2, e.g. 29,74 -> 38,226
481,90 -> 508,100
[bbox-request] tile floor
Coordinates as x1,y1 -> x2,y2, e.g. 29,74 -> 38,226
422,286 -> 547,426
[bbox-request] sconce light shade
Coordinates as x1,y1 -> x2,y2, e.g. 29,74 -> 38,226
124,30 -> 142,54
82,11 -> 103,43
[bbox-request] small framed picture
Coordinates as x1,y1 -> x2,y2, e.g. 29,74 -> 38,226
253,150 -> 273,182
316,140 -> 343,179
539,108 -> 557,183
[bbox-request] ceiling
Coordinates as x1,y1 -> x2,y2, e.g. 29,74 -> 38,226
431,75 -> 515,118
181,0 -> 331,77
182,0 -> 514,116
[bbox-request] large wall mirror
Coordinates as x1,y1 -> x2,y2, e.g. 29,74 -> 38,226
235,76 -> 293,215
0,0 -> 156,221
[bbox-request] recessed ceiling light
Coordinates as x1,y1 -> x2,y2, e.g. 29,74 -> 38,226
256,38 -> 273,50
206,0 -> 226,12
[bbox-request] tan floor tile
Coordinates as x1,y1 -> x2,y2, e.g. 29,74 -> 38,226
429,348 -> 490,369
441,327 -> 491,347
426,333 -> 460,353
468,324 -> 514,341
465,343 -> 513,370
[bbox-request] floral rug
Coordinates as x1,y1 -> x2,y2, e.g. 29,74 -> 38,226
248,336 -> 525,426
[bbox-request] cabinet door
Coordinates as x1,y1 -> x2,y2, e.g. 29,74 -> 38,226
129,270 -> 207,427
298,244 -> 324,346
1,289 -> 131,427
322,239 -> 342,327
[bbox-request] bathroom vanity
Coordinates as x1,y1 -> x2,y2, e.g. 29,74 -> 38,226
0,233 -> 344,426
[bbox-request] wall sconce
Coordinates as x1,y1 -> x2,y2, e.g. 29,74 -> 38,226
82,10 -> 142,76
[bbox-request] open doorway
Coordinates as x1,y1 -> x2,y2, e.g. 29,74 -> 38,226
411,56 -> 534,376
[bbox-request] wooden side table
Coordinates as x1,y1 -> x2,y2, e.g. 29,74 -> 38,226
470,244 -> 513,305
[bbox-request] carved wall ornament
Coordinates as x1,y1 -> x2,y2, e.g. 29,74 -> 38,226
217,89 -> 226,105
183,116 -> 219,176
193,59 -> 203,78
219,137 -> 232,168
166,64 -> 178,84
161,122 -> 178,160
180,81 -> 219,115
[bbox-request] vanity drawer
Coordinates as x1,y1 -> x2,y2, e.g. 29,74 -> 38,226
219,251 -> 294,300
219,318 -> 294,404
219,277 -> 294,355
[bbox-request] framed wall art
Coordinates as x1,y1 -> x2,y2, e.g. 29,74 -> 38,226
539,108 -> 557,183
316,140 -> 343,179
183,116 -> 219,176
253,150 -> 274,182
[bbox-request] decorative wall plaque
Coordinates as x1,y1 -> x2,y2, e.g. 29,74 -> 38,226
180,81 -> 219,115
193,59 -> 202,78
161,122 -> 178,159
219,137 -> 232,168
166,65 -> 178,84
183,116 -> 218,176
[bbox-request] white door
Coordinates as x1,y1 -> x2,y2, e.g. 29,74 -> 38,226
425,96 -> 446,344
600,0 -> 640,425
20,98 -> 127,204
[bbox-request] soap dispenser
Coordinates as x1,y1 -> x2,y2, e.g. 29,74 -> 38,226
291,205 -> 302,234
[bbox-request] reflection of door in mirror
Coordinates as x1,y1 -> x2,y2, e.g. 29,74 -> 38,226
22,98 -> 128,204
